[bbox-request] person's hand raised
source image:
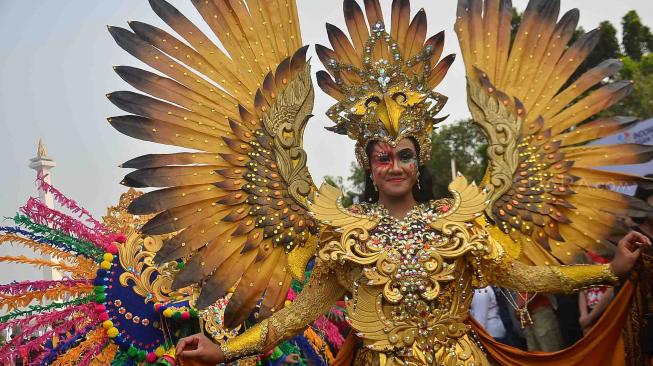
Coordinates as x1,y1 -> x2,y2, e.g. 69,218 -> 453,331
610,231 -> 651,277
176,333 -> 224,365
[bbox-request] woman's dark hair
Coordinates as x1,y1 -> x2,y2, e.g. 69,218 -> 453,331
360,138 -> 435,203
632,174 -> 653,224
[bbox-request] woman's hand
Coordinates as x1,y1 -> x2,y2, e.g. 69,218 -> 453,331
610,231 -> 651,277
283,354 -> 301,364
176,333 -> 224,365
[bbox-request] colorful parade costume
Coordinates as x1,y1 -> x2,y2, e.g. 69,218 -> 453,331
103,0 -> 653,365
0,177 -> 204,365
3,0 -> 653,364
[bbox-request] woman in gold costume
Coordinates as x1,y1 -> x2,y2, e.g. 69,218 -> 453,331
107,0 -> 653,365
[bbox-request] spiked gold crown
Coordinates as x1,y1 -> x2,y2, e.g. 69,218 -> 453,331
316,0 -> 454,168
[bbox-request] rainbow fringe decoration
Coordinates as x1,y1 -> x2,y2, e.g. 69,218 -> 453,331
0,174 -> 179,365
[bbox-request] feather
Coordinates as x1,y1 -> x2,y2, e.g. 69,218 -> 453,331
316,71 -> 345,100
196,249 -> 257,310
113,66 -> 238,120
121,166 -> 224,188
128,184 -> 224,215
108,115 -> 226,152
428,54 -> 456,88
521,9 -> 580,118
327,23 -> 361,68
481,0 -> 500,81
274,57 -> 293,94
403,9 -> 427,60
152,215 -> 235,263
548,80 -> 633,134
569,186 -> 653,216
363,0 -> 389,60
455,0 -> 472,74
542,59 -> 623,120
424,31 -> 445,71
571,167 -> 653,188
344,0 -> 369,53
499,0 -> 543,88
259,263 -> 292,319
540,28 -> 601,108
390,0 -> 410,54
120,152 -> 228,169
223,247 -> 283,327
107,91 -> 230,135
128,20 -> 239,95
493,0 -> 513,82
139,198 -> 226,235
289,45 -> 310,77
564,143 -> 653,167
148,0 -> 252,93
190,0 -> 265,86
556,116 -> 637,146
512,0 -> 560,99
467,0 -> 485,72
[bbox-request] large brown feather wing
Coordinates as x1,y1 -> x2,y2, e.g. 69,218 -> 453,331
456,0 -> 653,265
108,0 -> 318,328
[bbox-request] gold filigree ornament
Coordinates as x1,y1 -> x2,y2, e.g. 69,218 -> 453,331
199,295 -> 242,345
314,176 -> 493,365
103,189 -> 186,304
465,72 -> 521,217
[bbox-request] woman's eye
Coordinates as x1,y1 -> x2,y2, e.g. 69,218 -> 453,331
398,149 -> 415,161
377,154 -> 391,163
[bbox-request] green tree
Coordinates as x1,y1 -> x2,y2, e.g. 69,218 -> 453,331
608,53 -> 653,118
323,174 -> 357,207
426,120 -> 488,198
622,10 -> 653,61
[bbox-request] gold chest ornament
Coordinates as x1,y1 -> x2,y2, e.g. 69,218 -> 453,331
317,180 -> 496,365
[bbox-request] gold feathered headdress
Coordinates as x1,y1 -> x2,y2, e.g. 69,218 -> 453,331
316,0 -> 455,168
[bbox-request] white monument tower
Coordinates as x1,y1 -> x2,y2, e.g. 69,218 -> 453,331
28,139 -> 59,280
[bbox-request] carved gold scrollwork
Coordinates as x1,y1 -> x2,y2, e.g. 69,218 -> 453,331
118,233 -> 182,303
466,80 -> 520,219
264,63 -> 315,209
103,189 -> 184,303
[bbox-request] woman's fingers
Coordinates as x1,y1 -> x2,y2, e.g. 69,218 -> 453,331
179,347 -> 204,359
176,335 -> 199,356
621,231 -> 650,252
631,231 -> 650,246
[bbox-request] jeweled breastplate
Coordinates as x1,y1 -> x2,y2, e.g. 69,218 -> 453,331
321,200 -> 491,366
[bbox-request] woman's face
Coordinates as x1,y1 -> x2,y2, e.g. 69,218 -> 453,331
369,138 -> 419,199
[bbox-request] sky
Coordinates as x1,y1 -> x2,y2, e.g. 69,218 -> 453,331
0,0 -> 652,283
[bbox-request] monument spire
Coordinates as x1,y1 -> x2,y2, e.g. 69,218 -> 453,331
28,139 -> 58,280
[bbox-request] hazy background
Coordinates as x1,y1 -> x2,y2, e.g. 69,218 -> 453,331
1,0 -> 651,283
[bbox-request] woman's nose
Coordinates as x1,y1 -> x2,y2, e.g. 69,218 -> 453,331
389,159 -> 402,173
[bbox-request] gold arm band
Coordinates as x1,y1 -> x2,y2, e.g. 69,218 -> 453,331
492,259 -> 620,294
220,320 -> 269,361
553,263 -> 619,293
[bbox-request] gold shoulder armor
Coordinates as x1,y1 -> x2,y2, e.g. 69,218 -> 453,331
429,175 -> 489,231
308,183 -> 379,232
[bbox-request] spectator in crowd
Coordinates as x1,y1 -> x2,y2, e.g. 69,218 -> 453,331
578,253 -> 614,335
470,286 -> 507,342
519,293 -> 563,352
493,287 -> 528,349
632,178 -> 653,363
554,292 -> 583,347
